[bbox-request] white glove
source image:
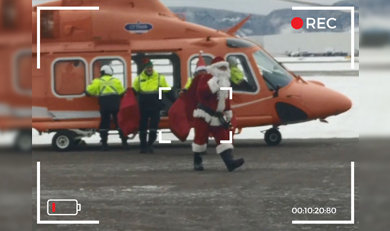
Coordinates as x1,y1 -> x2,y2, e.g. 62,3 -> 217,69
224,110 -> 233,122
207,77 -> 220,94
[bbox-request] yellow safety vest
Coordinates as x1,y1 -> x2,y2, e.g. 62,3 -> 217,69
184,77 -> 193,90
230,66 -> 244,85
86,75 -> 125,97
133,71 -> 170,93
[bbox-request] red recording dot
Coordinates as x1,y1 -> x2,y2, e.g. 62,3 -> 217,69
291,17 -> 304,29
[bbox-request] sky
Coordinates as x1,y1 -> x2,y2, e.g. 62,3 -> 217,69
32,0 -> 342,15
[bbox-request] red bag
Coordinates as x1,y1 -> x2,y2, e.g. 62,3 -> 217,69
168,96 -> 191,142
168,75 -> 202,141
118,89 -> 140,136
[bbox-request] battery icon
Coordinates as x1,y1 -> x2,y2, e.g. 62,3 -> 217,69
47,199 -> 82,216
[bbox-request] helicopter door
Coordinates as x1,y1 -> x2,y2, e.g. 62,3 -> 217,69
131,52 -> 181,117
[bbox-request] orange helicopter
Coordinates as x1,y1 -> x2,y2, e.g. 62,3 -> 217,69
0,0 -> 32,151
30,0 -> 352,151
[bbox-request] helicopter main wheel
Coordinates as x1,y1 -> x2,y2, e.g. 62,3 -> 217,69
52,131 -> 76,152
14,130 -> 32,152
264,128 -> 282,146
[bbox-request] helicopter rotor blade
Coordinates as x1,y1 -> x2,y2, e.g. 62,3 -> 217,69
278,0 -> 328,7
278,0 -> 359,13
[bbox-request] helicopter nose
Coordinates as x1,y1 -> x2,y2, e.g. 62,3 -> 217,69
285,81 -> 352,119
335,93 -> 352,115
307,85 -> 352,119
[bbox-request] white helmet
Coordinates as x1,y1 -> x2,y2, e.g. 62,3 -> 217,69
227,56 -> 238,67
100,65 -> 114,76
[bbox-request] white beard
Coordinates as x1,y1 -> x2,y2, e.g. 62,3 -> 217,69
209,67 -> 231,100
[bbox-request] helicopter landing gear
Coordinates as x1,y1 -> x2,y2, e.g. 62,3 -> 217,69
52,130 -> 76,152
264,127 -> 282,146
74,139 -> 87,147
14,130 -> 32,152
51,129 -> 94,151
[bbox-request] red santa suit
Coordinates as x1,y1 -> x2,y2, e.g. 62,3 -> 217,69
192,57 -> 234,155
169,55 -> 244,172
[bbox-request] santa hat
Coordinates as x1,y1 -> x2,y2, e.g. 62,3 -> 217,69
142,58 -> 153,68
195,51 -> 207,73
207,56 -> 229,72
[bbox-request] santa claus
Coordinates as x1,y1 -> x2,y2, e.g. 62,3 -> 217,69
192,56 -> 245,172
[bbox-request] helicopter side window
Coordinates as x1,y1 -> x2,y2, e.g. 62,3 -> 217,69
53,58 -> 87,97
2,0 -> 17,29
14,49 -> 32,95
187,54 -> 213,89
41,11 -> 55,38
189,55 -> 213,77
92,57 -> 127,87
226,54 -> 258,93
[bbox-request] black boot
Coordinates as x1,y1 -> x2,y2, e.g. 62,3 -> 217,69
146,145 -> 154,154
194,153 -> 204,171
220,149 -> 244,172
139,132 -> 147,153
121,140 -> 129,150
101,141 -> 109,151
147,130 -> 157,154
100,131 -> 109,151
118,129 -> 129,150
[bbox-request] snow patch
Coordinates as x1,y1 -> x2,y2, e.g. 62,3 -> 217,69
220,17 -> 241,23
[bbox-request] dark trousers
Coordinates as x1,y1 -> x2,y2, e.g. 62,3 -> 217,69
99,110 -> 126,145
139,107 -> 161,148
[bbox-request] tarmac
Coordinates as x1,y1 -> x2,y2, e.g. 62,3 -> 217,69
32,138 -> 358,231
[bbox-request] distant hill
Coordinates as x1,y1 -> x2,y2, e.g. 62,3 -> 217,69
170,0 -> 359,36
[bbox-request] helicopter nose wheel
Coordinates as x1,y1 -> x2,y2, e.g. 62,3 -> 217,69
264,128 -> 282,146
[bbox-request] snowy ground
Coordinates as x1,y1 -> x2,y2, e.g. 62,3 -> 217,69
275,57 -> 358,63
284,63 -> 359,72
32,75 -> 359,145
276,57 -> 359,73
32,139 -> 358,231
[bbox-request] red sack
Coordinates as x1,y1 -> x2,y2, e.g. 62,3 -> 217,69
118,89 -> 140,136
168,75 -> 202,141
168,96 -> 191,142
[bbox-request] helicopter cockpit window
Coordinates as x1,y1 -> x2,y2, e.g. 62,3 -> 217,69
252,50 -> 293,91
92,58 -> 127,87
15,50 -> 32,94
53,59 -> 87,97
226,55 -> 257,93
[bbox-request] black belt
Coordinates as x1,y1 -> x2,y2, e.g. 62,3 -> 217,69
197,103 -> 230,129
